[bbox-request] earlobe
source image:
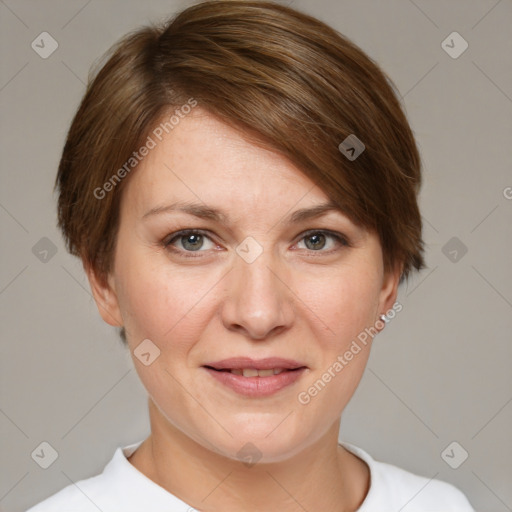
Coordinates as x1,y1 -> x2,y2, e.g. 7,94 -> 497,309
84,264 -> 123,328
377,264 -> 402,323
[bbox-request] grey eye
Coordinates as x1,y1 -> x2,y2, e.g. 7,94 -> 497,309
180,233 -> 204,251
304,233 -> 327,250
165,230 -> 217,254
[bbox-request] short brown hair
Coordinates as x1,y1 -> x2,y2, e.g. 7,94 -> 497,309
56,0 -> 425,283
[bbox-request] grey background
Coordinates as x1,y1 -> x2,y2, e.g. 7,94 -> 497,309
1,0 -> 511,510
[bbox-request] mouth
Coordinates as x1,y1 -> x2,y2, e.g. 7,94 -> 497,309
202,357 -> 308,397
205,367 -> 299,377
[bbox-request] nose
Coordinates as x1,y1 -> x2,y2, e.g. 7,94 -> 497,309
220,253 -> 295,340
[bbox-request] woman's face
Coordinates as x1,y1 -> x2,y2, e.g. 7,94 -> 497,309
91,108 -> 399,463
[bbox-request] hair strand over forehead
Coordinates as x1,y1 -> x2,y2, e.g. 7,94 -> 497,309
56,0 -> 425,284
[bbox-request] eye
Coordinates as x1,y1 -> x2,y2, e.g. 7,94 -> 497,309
296,230 -> 348,252
165,230 -> 216,253
163,228 -> 348,257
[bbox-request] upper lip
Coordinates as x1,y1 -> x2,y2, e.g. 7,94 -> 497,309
203,357 -> 306,370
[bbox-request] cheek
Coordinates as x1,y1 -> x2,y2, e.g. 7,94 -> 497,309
294,264 -> 383,417
295,264 -> 381,351
293,272 -> 379,425
113,249 -> 220,349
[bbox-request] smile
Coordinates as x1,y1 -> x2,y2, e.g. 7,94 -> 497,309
209,368 -> 290,377
202,357 -> 308,397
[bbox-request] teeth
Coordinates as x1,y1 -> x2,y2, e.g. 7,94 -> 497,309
229,368 -> 286,377
242,369 -> 259,377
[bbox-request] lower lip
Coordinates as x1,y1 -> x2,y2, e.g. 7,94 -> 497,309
203,367 -> 307,397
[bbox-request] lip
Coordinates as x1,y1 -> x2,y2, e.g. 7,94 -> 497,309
203,357 -> 306,371
202,357 -> 308,398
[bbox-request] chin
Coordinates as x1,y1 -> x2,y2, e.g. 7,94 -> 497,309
199,417 -> 315,465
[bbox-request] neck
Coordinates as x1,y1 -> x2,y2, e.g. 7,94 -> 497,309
128,398 -> 369,511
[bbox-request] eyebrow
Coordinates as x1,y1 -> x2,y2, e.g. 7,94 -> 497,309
142,200 -> 345,224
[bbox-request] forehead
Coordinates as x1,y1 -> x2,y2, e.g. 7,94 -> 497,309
122,109 -> 331,215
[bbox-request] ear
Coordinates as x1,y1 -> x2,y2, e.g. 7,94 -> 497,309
376,263 -> 402,324
84,263 -> 123,328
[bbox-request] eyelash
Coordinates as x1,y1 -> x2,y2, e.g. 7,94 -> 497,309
163,229 -> 350,258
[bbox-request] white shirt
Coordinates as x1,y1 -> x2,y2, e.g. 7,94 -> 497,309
27,440 -> 474,511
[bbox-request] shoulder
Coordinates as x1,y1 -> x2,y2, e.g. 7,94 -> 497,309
370,459 -> 474,511
341,443 -> 474,512
26,472 -> 111,512
26,443 -> 140,512
26,441 -> 188,512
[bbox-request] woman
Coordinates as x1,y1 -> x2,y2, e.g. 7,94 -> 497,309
28,1 -> 474,510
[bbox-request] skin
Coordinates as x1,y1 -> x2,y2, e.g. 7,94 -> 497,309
87,108 -> 401,511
